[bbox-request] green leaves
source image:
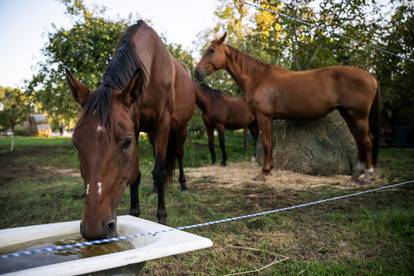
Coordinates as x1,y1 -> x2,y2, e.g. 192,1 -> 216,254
28,1 -> 129,129
0,87 -> 31,132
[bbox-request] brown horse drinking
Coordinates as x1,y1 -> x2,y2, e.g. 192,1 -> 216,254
195,33 -> 380,181
66,20 -> 195,240
194,82 -> 258,165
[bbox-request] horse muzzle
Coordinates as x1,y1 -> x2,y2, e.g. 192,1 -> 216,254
80,219 -> 117,241
194,69 -> 205,81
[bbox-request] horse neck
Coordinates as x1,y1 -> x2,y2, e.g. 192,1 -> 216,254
224,45 -> 269,93
194,83 -> 210,112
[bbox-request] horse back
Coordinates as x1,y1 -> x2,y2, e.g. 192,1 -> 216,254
171,59 -> 196,128
255,65 -> 377,119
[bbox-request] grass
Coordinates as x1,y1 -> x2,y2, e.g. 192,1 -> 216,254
0,134 -> 413,275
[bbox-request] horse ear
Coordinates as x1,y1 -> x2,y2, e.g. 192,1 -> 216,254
217,32 -> 227,44
65,68 -> 91,106
120,69 -> 144,107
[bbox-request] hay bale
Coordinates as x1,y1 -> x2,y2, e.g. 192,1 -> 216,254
256,110 -> 357,175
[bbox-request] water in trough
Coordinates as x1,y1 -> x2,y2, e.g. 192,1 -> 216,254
0,234 -> 137,274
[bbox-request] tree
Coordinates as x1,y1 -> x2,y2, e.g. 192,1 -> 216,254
27,0 -> 132,129
375,3 -> 414,122
0,86 -> 32,151
0,87 -> 31,133
28,0 -> 197,130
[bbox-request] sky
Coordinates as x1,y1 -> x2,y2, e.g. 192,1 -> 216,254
0,0 -> 219,88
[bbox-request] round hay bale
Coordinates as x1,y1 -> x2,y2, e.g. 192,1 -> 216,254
256,110 -> 357,175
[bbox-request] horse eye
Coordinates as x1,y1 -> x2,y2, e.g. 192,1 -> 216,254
121,138 -> 132,151
209,49 -> 215,54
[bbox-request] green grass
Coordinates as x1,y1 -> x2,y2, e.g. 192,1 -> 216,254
0,134 -> 413,275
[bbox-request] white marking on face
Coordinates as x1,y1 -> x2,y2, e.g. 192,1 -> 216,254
97,125 -> 104,132
97,182 -> 102,195
86,184 -> 90,195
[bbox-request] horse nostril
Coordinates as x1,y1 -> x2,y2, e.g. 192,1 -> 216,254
195,70 -> 202,81
105,220 -> 117,236
108,222 -> 116,231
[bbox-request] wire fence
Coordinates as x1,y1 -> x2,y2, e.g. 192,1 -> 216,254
1,179 -> 413,260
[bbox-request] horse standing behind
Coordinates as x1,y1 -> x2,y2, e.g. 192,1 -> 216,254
194,82 -> 258,165
195,33 -> 380,182
66,20 -> 194,240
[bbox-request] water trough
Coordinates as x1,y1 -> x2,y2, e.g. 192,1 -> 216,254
0,215 -> 213,275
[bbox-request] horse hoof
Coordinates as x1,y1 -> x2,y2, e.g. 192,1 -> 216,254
352,173 -> 371,185
129,208 -> 141,217
158,217 -> 167,225
253,173 -> 266,182
180,185 -> 188,192
220,162 -> 227,167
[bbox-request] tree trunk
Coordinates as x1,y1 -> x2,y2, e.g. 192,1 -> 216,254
10,125 -> 15,152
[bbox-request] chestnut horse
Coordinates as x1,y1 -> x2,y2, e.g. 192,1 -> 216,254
194,82 -> 258,165
195,33 -> 380,181
66,20 -> 194,240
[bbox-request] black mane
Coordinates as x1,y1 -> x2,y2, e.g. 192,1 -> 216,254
83,20 -> 147,125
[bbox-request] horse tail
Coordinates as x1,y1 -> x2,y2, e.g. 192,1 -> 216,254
369,81 -> 381,166
165,129 -> 177,187
243,127 -> 248,159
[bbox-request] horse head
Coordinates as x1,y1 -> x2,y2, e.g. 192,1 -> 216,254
195,33 -> 227,81
66,68 -> 142,240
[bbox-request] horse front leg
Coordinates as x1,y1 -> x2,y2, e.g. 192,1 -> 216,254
129,170 -> 141,217
254,114 -> 273,181
206,124 -> 216,164
130,129 -> 141,216
152,119 -> 171,224
176,126 -> 188,191
217,124 -> 227,166
249,121 -> 259,161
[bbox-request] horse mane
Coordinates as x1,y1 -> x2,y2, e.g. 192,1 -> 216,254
226,45 -> 271,77
83,20 -> 148,126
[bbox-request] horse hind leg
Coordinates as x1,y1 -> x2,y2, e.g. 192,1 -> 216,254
339,108 -> 366,175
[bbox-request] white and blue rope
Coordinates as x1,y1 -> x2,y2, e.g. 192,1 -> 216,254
1,179 -> 413,260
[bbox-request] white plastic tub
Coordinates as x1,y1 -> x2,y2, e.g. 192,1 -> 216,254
0,215 -> 213,275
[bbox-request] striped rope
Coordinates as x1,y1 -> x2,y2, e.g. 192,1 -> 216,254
240,0 -> 414,63
0,179 -> 413,260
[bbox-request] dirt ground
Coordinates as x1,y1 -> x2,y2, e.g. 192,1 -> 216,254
186,161 -> 357,191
